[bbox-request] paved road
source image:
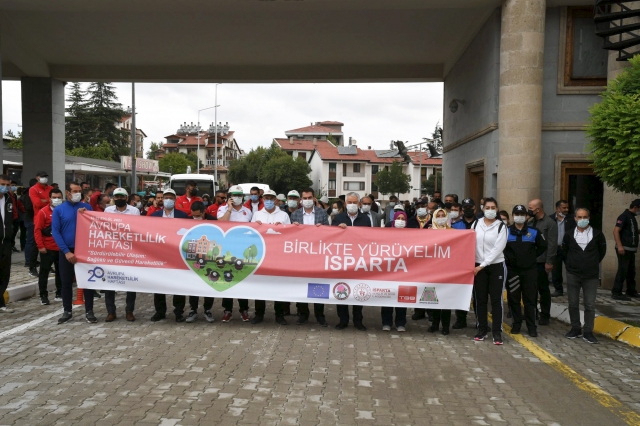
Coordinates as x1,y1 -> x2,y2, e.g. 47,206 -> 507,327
0,294 -> 638,426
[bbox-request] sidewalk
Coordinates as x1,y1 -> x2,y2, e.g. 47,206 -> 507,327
5,251 -> 56,302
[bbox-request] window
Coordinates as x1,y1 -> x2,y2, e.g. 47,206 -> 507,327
353,163 -> 361,173
298,152 -> 307,160
372,165 -> 379,175
343,181 -> 365,191
343,163 -> 347,177
329,163 -> 336,171
328,180 -> 336,190
187,148 -> 196,154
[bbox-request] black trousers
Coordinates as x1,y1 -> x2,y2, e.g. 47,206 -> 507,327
59,249 -> 94,313
506,266 -> 538,329
473,262 -> 506,333
337,305 -> 363,324
254,300 -> 285,316
381,307 -> 407,327
612,250 -> 636,295
154,294 -> 185,316
38,249 -> 61,297
222,298 -> 249,312
536,263 -> 551,319
552,252 -> 565,293
296,302 -> 325,319
105,291 -> 137,314
11,219 -> 20,248
431,310 -> 451,329
189,296 -> 214,311
0,246 -> 12,308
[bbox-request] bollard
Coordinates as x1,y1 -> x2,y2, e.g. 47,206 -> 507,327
73,288 -> 85,305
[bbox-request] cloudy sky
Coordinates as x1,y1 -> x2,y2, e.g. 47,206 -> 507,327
2,81 -> 443,155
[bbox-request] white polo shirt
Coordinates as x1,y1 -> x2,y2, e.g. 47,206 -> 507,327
217,204 -> 252,222
252,208 -> 291,225
104,205 -> 140,216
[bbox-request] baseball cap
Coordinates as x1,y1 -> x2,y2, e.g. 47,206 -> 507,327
512,204 -> 527,214
163,188 -> 177,197
113,187 -> 128,197
228,185 -> 244,194
263,189 -> 277,197
276,193 -> 286,201
287,190 -> 300,198
416,198 -> 428,205
461,198 -> 475,207
393,204 -> 405,211
320,196 -> 329,204
631,199 -> 640,208
36,171 -> 49,177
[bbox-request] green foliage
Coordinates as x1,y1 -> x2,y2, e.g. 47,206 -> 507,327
85,82 -> 129,157
227,142 -> 293,186
427,122 -> 443,153
66,141 -> 115,161
146,141 -> 164,159
587,56 -> 640,195
159,153 -> 196,175
375,161 -> 411,196
65,82 -> 91,150
422,170 -> 443,196
327,134 -> 337,146
184,152 -> 204,169
182,240 -> 190,253
4,130 -> 23,149
260,155 -> 312,195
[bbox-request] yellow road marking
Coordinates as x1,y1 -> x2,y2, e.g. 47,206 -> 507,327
489,316 -> 640,425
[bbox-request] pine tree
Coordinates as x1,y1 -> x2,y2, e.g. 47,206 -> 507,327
65,82 -> 91,150
85,82 -> 128,159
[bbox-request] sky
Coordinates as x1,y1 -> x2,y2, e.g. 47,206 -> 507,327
2,81 -> 443,155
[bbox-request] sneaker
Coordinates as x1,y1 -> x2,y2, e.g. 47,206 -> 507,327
204,311 -> 215,323
612,294 -> 631,301
411,311 -> 426,321
85,310 -> 98,323
54,295 -> 62,302
442,328 -> 450,336
275,316 -> 288,325
427,324 -> 439,333
335,322 -> 348,330
396,326 -> 406,332
474,329 -> 488,341
452,320 -> 467,330
0,306 -> 15,313
317,316 -> 328,327
626,292 -> 640,298
58,311 -> 72,323
251,314 -> 264,324
538,317 -> 550,326
354,322 -> 367,331
40,296 -> 50,306
583,332 -> 599,344
493,332 -> 503,345
240,310 -> 250,322
382,325 -> 391,331
528,329 -> 538,337
565,328 -> 582,339
221,311 -> 232,323
185,310 -> 198,323
175,314 -> 186,323
150,312 -> 166,322
29,267 -> 38,277
510,323 -> 521,334
296,315 -> 309,325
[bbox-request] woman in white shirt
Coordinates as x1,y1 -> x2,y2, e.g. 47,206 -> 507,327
472,197 -> 508,345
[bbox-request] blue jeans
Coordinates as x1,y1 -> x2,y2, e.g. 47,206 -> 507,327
24,221 -> 35,265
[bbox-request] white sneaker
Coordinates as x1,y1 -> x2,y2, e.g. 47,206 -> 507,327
382,325 -> 391,331
54,296 -> 62,302
396,326 -> 406,332
204,311 -> 215,323
185,310 -> 198,323
0,306 -> 15,313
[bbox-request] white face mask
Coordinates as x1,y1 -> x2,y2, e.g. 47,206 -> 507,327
50,198 -> 63,207
39,177 -> 48,185
513,215 -> 526,224
232,196 -> 243,206
136,202 -> 142,209
302,200 -> 314,209
449,211 -> 459,220
484,209 -> 497,220
434,218 -> 447,227
331,209 -> 339,216
287,200 -> 299,209
70,193 -> 82,203
346,204 -> 359,215
557,211 -> 565,218
394,219 -> 406,228
361,205 -> 371,213
417,208 -> 427,217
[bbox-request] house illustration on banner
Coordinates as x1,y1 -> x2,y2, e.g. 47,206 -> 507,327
186,235 -> 221,262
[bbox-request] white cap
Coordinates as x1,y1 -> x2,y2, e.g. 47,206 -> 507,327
287,190 -> 300,198
163,188 -> 177,197
228,185 -> 244,194
276,193 -> 286,201
113,187 -> 128,197
320,196 -> 329,203
263,189 -> 277,197
393,204 -> 405,211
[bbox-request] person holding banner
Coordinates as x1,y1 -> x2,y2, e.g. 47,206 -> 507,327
426,208 -> 454,335
103,188 -> 139,322
407,197 -> 431,322
291,188 -> 330,327
472,197 -> 508,345
150,189 -> 189,322
331,192 -> 371,331
381,209 -> 410,332
217,185 -> 252,323
451,197 -> 478,329
53,182 -> 96,324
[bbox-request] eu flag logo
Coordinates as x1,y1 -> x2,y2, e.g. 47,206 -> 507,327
307,283 -> 330,299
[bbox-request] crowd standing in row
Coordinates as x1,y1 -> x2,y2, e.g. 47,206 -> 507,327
1,174 -> 638,346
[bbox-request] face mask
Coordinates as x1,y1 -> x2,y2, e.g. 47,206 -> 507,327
449,211 -> 459,220
10,186 -> 17,192
417,208 -> 427,217
0,186 -> 8,194
163,199 -> 175,210
435,218 -> 447,227
331,209 -> 339,216
557,211 -> 565,218
444,202 -> 452,210
232,196 -> 244,206
361,205 -> 371,213
388,202 -> 396,207
114,199 -> 127,208
250,195 -> 259,202
394,219 -> 406,228
302,200 -> 314,209
189,189 -> 198,197
346,204 -> 359,215
503,220 -> 509,225
193,215 -> 203,220
463,208 -> 475,218
514,215 -> 526,224
527,209 -> 536,218
577,219 -> 589,228
264,199 -> 276,210
136,202 -> 142,209
483,209 -> 497,220
70,193 -> 82,203
287,200 -> 299,209
203,201 -> 209,206
39,177 -> 48,185
50,198 -> 63,207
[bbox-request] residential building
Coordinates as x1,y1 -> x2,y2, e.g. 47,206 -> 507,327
283,121 -> 345,147
116,109 -> 146,159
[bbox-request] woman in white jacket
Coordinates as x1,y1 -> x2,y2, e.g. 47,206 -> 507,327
472,197 -> 508,345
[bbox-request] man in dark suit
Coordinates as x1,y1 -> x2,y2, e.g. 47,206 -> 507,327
382,195 -> 399,226
360,195 -> 381,228
150,189 -> 189,322
550,199 -> 575,297
331,192 -> 371,331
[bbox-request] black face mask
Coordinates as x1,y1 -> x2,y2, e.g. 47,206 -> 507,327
115,199 -> 127,208
444,202 -> 452,210
527,209 -> 536,218
463,208 -> 475,218
189,189 -> 198,197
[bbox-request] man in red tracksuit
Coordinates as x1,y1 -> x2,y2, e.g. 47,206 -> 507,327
175,180 -> 202,216
34,188 -> 64,305
243,186 -> 263,214
205,189 -> 227,217
29,171 -> 53,218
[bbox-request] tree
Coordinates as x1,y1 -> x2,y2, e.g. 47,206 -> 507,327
146,142 -> 164,159
65,82 -> 91,150
4,130 -> 22,149
327,134 -> 338,146
422,170 -> 443,196
375,161 -> 411,197
228,142 -> 287,184
430,122 -> 443,153
184,152 -> 204,170
85,82 -> 128,159
159,153 -> 196,175
260,155 -> 312,195
587,55 -> 640,195
66,141 -> 115,161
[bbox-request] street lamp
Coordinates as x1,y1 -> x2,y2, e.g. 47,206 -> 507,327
197,105 -> 218,174
213,83 -> 221,185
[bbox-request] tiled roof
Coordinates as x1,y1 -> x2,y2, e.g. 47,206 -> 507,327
162,131 -> 235,147
318,121 -> 344,126
309,146 -> 443,165
285,124 -> 343,135
274,138 -> 333,151
408,151 -> 443,165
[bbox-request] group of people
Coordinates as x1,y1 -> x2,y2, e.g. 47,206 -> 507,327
0,175 -> 638,347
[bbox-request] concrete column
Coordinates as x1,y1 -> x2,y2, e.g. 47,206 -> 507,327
497,0 -> 546,208
21,77 -> 65,186
0,28 -> 3,168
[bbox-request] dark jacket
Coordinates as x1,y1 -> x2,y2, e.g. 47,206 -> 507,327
331,211 -> 371,227
190,213 -> 217,221
529,214 -> 558,264
407,215 -> 431,229
614,209 -> 638,250
150,208 -> 189,219
504,224 -> 547,269
0,194 -> 14,249
562,226 -> 607,279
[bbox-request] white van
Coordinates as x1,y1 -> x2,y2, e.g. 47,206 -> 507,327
235,183 -> 270,196
169,174 -> 216,197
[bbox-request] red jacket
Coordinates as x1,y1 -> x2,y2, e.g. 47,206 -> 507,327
175,194 -> 203,216
9,192 -> 18,220
205,202 -> 225,217
34,205 -> 59,251
89,190 -> 102,211
29,183 -> 52,217
243,198 -> 264,213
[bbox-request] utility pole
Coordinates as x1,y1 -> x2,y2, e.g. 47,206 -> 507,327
130,82 -> 137,193
214,83 -> 221,186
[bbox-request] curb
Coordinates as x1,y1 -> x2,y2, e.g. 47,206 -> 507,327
7,278 -> 56,303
